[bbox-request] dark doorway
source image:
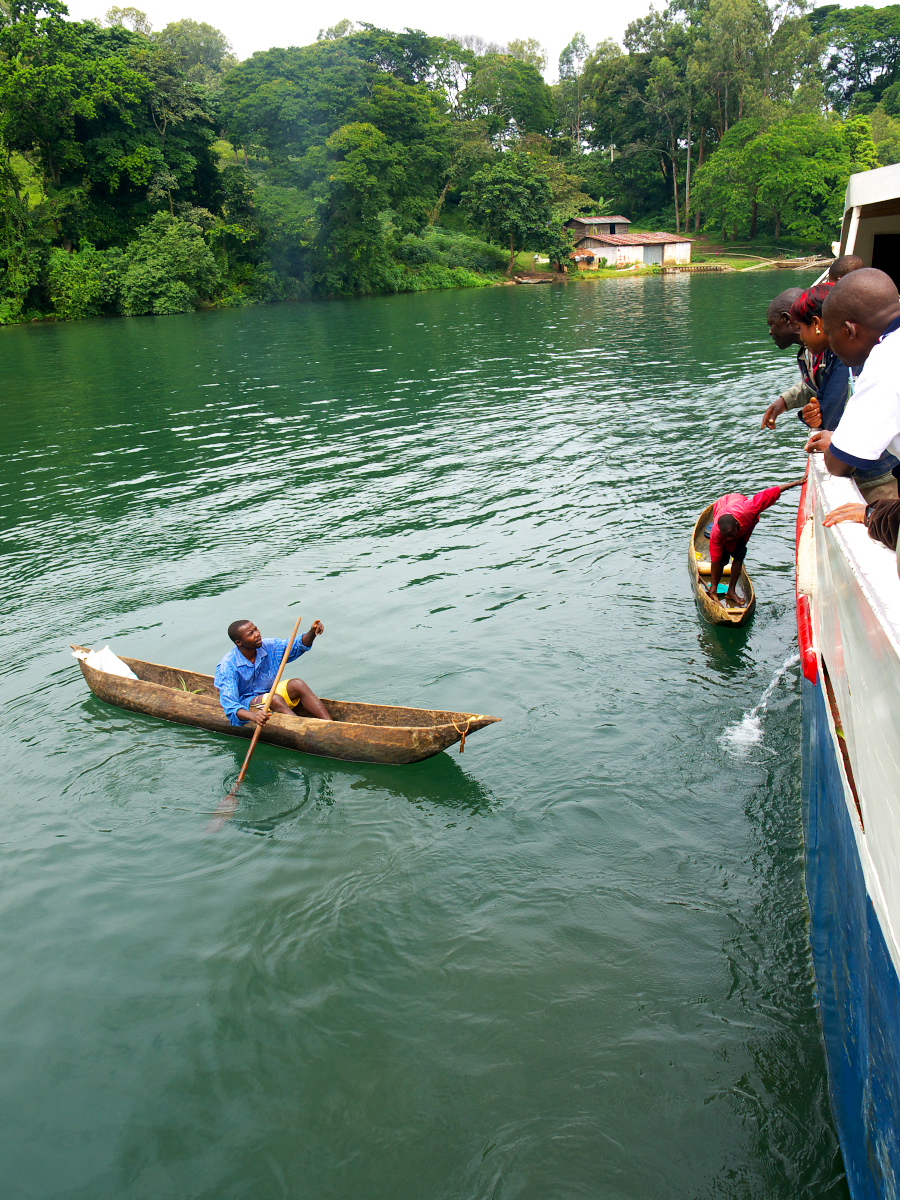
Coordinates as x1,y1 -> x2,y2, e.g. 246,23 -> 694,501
871,233 -> 900,288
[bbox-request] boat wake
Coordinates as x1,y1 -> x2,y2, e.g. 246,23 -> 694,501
719,653 -> 800,758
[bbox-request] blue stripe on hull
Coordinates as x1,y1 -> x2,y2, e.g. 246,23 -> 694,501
802,675 -> 900,1200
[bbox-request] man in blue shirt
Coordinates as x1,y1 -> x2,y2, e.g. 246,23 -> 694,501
214,619 -> 331,728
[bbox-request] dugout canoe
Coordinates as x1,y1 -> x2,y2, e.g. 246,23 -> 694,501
72,647 -> 500,764
688,505 -> 757,627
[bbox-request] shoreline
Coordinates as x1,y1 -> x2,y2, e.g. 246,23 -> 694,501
2,258 -> 823,329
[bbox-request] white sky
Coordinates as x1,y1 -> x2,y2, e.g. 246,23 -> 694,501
66,0 -> 868,81
62,0 -> 687,78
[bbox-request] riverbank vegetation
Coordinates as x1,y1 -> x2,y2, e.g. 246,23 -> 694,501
2,0 -> 899,323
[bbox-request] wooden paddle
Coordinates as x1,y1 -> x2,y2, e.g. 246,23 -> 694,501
207,615 -> 303,831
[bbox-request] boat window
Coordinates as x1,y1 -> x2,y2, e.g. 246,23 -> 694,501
872,233 -> 900,289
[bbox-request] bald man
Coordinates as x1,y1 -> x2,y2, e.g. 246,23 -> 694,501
828,254 -> 864,282
806,268 -> 900,502
761,287 -> 818,429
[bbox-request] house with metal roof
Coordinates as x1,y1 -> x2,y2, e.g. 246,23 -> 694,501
567,215 -> 632,239
566,217 -> 692,270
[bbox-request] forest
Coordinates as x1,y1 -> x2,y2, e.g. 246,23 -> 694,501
2,0 -> 900,321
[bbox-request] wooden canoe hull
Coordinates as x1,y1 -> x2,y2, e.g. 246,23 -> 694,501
688,504 -> 757,628
73,650 -> 500,765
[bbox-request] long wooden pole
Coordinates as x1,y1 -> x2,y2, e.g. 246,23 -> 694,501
208,616 -> 303,831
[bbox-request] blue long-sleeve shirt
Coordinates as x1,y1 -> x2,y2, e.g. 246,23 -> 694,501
214,637 -> 311,726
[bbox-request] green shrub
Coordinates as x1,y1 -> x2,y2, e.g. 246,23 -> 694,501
395,236 -> 438,265
397,263 -> 494,291
394,229 -> 507,274
120,212 -> 222,315
48,244 -> 123,320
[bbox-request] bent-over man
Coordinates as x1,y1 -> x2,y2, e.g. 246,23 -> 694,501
707,480 -> 805,606
215,619 -> 332,727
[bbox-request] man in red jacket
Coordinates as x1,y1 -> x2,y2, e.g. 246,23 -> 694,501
707,479 -> 805,606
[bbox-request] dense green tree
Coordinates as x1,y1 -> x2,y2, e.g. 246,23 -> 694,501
102,5 -> 151,34
557,32 -> 591,144
694,112 -> 878,240
0,12 -> 220,246
460,53 -> 554,143
154,19 -> 237,86
120,209 -> 220,313
811,4 -> 900,111
297,122 -> 408,292
518,133 -> 594,220
0,159 -> 48,321
462,152 -> 553,273
871,104 -> 900,164
542,221 -> 575,272
506,38 -> 547,72
48,241 -> 122,317
219,34 -> 454,170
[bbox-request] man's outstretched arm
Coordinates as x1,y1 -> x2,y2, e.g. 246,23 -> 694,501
805,430 -> 856,476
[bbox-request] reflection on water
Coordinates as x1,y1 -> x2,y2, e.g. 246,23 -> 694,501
0,274 -> 848,1200
696,620 -> 755,676
230,747 -> 497,835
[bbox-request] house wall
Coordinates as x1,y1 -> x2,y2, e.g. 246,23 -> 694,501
571,255 -> 608,271
572,239 -> 691,269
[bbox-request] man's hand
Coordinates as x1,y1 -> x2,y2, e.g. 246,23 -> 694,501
806,430 -> 833,455
801,398 -> 822,428
301,619 -> 325,648
781,478 -> 807,491
761,397 -> 787,430
245,708 -> 270,728
824,503 -> 867,528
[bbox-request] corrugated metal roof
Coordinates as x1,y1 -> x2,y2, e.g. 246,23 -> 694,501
577,231 -> 692,245
571,215 -> 631,225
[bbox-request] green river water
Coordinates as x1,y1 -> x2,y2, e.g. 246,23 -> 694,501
0,273 -> 850,1199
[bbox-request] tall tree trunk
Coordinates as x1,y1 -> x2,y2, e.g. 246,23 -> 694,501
684,108 -> 692,232
775,210 -> 781,240
668,156 -> 681,234
749,199 -> 758,240
429,179 -> 452,225
508,233 -> 517,277
694,131 -> 705,232
665,119 -> 681,234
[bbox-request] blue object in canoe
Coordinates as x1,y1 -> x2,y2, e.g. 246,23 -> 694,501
717,583 -> 730,594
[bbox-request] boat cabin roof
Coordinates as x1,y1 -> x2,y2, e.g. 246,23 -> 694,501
845,163 -> 900,216
840,163 -> 900,285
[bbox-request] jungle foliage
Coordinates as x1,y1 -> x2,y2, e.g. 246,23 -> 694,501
1,0 -> 898,322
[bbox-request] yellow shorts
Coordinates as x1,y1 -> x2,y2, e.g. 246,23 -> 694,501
257,680 -> 298,710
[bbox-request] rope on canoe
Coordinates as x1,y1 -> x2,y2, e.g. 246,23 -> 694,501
452,716 -> 474,753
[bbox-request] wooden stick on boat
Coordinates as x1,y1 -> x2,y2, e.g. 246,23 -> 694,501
207,615 -> 303,832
